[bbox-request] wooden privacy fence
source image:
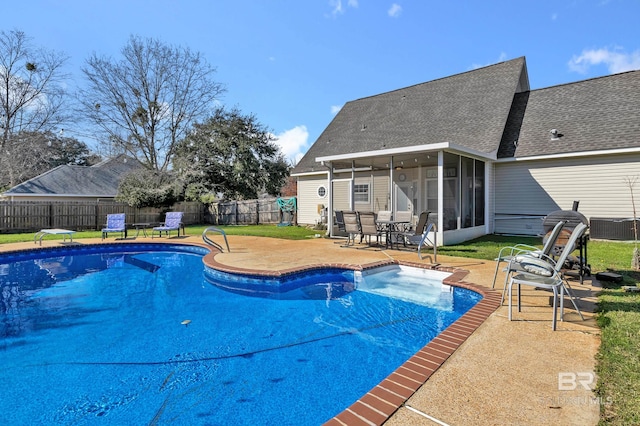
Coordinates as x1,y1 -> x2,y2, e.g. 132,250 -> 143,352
206,197 -> 297,225
0,201 -> 205,233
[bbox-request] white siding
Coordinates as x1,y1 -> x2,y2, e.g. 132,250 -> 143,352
494,153 -> 640,234
297,175 -> 329,225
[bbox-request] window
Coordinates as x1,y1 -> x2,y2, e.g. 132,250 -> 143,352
317,186 -> 327,198
353,183 -> 370,203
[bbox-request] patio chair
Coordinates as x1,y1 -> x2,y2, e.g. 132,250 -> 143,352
506,222 -> 588,330
335,210 -> 346,233
152,212 -> 184,238
357,211 -> 381,246
341,211 -> 360,246
375,210 -> 392,244
394,210 -> 413,232
399,211 -> 436,260
101,213 -> 127,240
376,210 -> 392,222
492,220 -> 567,292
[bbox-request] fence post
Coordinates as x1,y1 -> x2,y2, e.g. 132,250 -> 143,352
95,202 -> 100,230
234,201 -> 238,225
49,203 -> 54,228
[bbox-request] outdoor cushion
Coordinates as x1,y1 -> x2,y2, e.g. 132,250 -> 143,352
514,255 -> 554,277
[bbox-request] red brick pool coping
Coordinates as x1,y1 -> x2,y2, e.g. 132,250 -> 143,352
203,252 -> 502,426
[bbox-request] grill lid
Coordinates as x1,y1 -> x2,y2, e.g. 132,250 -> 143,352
542,210 -> 589,234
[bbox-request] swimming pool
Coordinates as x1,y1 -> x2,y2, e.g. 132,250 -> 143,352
0,244 -> 481,425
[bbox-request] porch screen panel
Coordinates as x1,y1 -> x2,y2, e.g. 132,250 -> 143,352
461,157 -> 474,228
475,160 -> 485,226
460,157 -> 485,228
443,153 -> 460,231
332,180 -> 351,212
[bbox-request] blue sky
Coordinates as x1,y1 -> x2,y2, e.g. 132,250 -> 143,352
4,1 -> 640,164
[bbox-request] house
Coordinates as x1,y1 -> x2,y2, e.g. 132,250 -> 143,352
291,57 -> 640,243
1,154 -> 144,202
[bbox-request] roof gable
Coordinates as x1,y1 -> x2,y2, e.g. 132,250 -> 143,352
499,69 -> 640,158
3,154 -> 144,196
294,57 -> 528,173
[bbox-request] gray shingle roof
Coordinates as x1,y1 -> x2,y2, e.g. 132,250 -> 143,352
293,57 -> 527,174
3,154 -> 144,196
498,69 -> 640,158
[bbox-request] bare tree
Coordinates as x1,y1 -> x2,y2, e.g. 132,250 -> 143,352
624,176 -> 640,270
0,130 -> 99,190
78,35 -> 225,171
0,29 -> 71,149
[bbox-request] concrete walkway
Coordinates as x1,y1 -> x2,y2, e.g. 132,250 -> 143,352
0,234 -> 601,425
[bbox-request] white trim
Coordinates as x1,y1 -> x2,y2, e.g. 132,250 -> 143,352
332,166 -> 373,173
290,170 -> 328,177
315,142 -> 496,163
497,146 -> 640,163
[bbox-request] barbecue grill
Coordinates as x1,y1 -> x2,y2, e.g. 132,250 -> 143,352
542,208 -> 590,283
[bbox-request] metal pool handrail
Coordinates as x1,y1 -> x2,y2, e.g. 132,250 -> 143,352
202,227 -> 230,252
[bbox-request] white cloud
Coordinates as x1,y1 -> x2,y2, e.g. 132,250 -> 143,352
471,52 -> 508,69
330,104 -> 343,115
274,125 -> 309,165
328,0 -> 357,17
568,47 -> 640,74
388,3 -> 402,18
551,12 -> 558,20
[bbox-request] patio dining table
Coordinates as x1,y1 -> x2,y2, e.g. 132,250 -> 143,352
376,220 -> 410,249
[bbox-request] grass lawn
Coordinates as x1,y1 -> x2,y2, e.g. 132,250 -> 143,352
0,224 -> 320,244
0,227 -> 638,424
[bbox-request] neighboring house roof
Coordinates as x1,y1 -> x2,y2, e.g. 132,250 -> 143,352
293,57 -> 529,174
3,154 -> 144,197
498,69 -> 640,159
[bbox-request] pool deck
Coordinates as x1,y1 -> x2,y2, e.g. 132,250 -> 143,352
0,234 -> 601,425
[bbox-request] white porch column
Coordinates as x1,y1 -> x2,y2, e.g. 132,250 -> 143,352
437,151 -> 444,239
327,162 -> 334,237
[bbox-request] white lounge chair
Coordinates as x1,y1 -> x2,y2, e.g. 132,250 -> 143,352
492,220 -> 567,293
506,222 -> 588,330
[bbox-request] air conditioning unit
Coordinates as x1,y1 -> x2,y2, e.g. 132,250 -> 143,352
590,218 -> 640,240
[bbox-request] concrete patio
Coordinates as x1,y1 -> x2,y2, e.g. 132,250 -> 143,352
0,234 -> 601,425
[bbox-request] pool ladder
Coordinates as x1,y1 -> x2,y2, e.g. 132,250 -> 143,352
202,227 -> 230,252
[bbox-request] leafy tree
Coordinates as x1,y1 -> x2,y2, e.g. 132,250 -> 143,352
78,35 -> 225,171
173,106 -> 290,200
0,131 -> 99,190
115,168 -> 183,208
0,29 -> 71,149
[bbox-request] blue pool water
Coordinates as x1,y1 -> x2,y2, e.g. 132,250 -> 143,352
0,244 -> 481,425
